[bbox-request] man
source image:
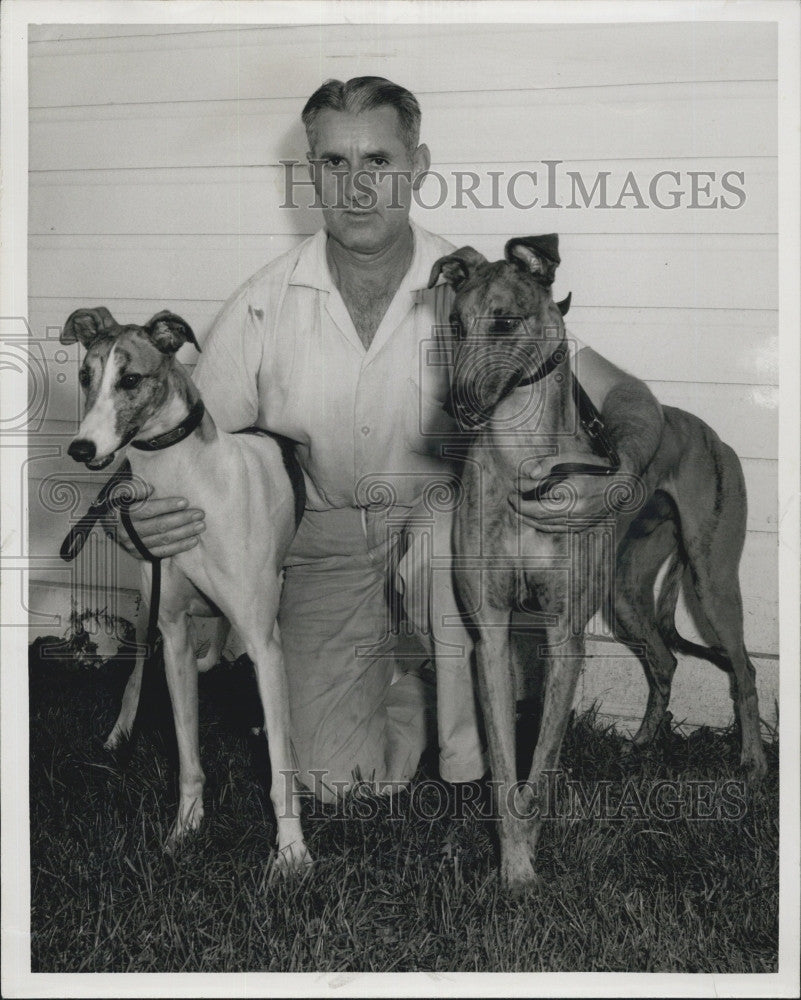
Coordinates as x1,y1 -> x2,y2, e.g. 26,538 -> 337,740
115,77 -> 664,800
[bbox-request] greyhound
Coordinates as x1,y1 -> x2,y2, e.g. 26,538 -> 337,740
61,306 -> 311,872
428,235 -> 767,888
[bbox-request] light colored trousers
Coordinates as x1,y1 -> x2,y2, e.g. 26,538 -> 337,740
277,499 -> 486,802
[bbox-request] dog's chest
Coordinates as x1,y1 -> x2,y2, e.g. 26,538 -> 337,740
455,449 -> 572,614
517,528 -> 571,613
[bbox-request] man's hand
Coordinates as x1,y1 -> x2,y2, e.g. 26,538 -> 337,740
105,479 -> 206,559
509,452 -> 623,532
509,352 -> 664,532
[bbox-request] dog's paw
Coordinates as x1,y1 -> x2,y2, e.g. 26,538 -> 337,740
271,839 -> 313,877
627,710 -> 674,755
103,726 -> 130,752
164,824 -> 199,857
503,868 -> 542,897
500,852 -> 540,893
164,803 -> 204,855
741,751 -> 768,785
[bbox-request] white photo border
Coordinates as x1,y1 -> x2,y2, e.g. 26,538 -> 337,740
2,2 -> 798,997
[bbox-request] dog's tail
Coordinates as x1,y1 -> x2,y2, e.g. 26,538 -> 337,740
655,550 -> 733,672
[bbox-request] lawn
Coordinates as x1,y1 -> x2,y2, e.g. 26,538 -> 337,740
28,633 -> 778,973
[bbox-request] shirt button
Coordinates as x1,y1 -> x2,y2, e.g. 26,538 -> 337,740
361,425 -> 370,436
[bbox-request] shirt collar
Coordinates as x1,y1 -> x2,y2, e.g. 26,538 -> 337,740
288,220 -> 440,295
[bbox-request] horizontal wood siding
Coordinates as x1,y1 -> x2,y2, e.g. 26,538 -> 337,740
26,19 -> 779,698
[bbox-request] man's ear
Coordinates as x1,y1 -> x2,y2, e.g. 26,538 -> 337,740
428,246 -> 487,290
412,143 -> 431,191
61,306 -> 119,347
144,311 -> 201,354
505,234 -> 561,287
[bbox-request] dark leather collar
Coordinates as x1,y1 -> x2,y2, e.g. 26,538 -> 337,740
444,340 -> 568,421
130,398 -> 206,452
513,340 -> 568,389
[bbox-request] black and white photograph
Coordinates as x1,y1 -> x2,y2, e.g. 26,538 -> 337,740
1,0 -> 799,995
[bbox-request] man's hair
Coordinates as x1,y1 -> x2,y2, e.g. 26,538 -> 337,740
301,76 -> 421,156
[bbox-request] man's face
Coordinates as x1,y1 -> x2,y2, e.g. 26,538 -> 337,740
307,106 -> 429,255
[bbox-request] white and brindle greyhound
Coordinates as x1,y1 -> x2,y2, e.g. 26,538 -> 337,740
428,235 -> 767,888
61,306 -> 311,871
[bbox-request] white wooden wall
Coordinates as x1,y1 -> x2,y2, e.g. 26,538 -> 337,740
27,21 -> 778,729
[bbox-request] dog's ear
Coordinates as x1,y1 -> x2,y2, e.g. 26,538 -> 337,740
61,307 -> 119,347
427,246 -> 487,290
556,292 -> 572,316
144,311 -> 202,354
505,235 -> 561,287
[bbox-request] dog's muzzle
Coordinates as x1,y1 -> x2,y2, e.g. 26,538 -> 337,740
442,387 -> 488,430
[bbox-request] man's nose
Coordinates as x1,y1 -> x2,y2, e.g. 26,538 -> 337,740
68,438 -> 96,463
342,169 -> 374,206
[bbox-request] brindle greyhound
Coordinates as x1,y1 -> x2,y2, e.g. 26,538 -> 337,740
61,307 -> 311,872
428,235 -> 766,888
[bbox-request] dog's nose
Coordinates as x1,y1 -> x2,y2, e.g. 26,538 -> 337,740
68,438 -> 96,463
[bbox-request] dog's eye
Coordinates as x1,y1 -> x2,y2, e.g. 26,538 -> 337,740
490,318 -> 518,335
119,373 -> 143,390
78,368 -> 90,386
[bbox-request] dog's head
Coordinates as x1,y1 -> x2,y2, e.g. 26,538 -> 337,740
428,235 -> 571,429
61,307 -> 200,469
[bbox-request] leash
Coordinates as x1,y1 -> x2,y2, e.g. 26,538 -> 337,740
520,364 -> 621,502
60,459 -> 163,652
56,404 -> 206,651
445,339 -> 621,503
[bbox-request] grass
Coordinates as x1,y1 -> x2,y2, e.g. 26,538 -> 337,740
29,634 -> 778,973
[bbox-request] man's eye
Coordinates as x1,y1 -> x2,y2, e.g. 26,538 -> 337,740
490,318 -> 518,335
119,373 -> 142,390
78,369 -> 91,386
370,157 -> 388,168
324,156 -> 344,168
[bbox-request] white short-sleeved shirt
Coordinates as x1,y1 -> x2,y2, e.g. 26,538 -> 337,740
195,222 -> 459,510
194,222 -> 586,511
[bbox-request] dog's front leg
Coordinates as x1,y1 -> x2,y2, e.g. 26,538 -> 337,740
246,620 -> 311,874
524,633 -> 584,858
161,608 -> 205,851
474,610 -> 538,889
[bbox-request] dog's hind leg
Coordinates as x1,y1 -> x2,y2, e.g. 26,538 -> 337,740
669,441 -> 767,781
684,572 -> 766,780
612,512 -> 682,748
104,564 -> 152,750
